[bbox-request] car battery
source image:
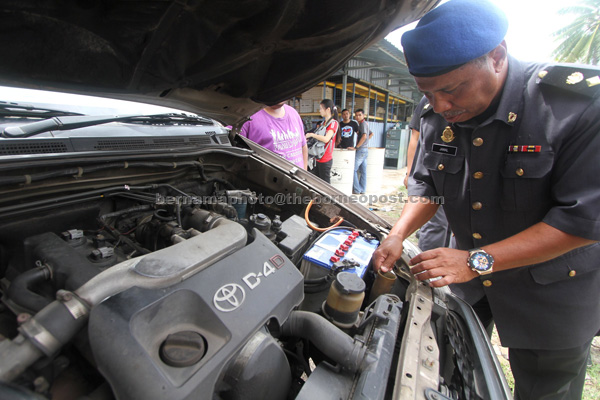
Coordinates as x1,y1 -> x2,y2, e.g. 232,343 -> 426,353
301,229 -> 379,279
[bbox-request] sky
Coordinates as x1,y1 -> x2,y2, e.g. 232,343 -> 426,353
385,0 -> 576,62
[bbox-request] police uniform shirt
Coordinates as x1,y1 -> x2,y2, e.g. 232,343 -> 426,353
408,56 -> 600,350
409,96 -> 428,132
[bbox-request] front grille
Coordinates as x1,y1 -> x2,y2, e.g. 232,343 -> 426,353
446,310 -> 482,400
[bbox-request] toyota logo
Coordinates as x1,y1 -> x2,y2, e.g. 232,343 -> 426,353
213,283 -> 246,312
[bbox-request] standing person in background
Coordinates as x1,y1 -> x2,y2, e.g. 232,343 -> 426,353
240,101 -> 308,169
406,97 -> 452,251
336,109 -> 359,149
352,109 -> 372,194
306,99 -> 339,183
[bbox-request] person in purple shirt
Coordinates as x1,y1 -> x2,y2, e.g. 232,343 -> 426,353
240,102 -> 308,169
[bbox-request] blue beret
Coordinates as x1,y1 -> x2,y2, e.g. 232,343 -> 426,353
401,0 -> 508,77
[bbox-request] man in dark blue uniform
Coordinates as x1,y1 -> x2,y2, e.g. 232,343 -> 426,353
406,97 -> 452,251
373,0 -> 600,398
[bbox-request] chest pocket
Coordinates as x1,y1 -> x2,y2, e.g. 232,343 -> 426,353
501,152 -> 554,211
423,152 -> 464,200
529,243 -> 600,285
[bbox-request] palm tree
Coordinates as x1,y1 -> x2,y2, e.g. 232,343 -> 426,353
552,0 -> 600,65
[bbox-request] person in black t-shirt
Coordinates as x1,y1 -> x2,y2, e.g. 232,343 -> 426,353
336,109 -> 359,149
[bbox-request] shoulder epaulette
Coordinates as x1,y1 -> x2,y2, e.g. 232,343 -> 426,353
537,65 -> 600,97
421,101 -> 435,117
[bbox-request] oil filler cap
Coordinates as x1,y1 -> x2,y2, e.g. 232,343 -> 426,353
160,331 -> 207,368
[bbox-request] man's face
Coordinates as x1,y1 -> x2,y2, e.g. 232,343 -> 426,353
415,57 -> 502,123
355,111 -> 364,122
341,110 -> 350,122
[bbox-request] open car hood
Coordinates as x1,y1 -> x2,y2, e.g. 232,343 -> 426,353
0,0 -> 438,126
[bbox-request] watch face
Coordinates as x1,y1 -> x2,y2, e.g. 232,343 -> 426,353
471,253 -> 493,272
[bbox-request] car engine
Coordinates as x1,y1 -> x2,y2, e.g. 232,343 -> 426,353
0,146 -> 504,400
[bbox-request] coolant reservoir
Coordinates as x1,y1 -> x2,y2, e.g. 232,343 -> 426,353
322,272 -> 366,328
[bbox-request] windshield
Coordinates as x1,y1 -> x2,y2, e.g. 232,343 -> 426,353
0,86 -> 188,116
0,87 -> 229,156
0,86 -> 223,141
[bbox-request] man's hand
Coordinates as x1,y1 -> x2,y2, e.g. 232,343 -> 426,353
409,248 -> 477,287
372,235 -> 404,273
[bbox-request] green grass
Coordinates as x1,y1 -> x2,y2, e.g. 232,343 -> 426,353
492,331 -> 600,399
584,361 -> 600,400
500,362 -> 515,392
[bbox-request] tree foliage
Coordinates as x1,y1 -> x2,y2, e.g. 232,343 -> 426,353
552,0 -> 600,65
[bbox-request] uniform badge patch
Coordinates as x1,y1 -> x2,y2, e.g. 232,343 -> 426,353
441,126 -> 455,143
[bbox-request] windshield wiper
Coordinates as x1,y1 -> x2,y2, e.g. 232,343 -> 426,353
1,113 -> 213,138
0,101 -> 83,118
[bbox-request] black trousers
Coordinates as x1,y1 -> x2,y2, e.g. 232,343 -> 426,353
472,296 -> 591,400
310,159 -> 332,184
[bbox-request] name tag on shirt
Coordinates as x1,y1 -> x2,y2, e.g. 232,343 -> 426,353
432,143 -> 457,156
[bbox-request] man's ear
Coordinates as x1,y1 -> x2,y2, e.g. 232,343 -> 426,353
491,40 -> 508,73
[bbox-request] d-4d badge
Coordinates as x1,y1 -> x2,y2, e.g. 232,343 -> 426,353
441,126 -> 455,143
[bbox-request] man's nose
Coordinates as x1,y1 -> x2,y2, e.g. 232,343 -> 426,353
430,94 -> 453,114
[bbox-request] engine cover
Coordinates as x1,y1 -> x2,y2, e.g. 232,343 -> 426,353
88,230 -> 304,400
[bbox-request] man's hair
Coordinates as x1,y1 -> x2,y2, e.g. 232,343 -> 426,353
467,46 -> 506,69
468,54 -> 489,69
341,109 -> 349,113
355,109 -> 364,114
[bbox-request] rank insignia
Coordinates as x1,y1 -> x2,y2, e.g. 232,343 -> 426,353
539,66 -> 600,97
441,126 -> 455,143
507,145 -> 541,153
566,72 -> 584,85
587,76 -> 600,87
507,112 -> 517,123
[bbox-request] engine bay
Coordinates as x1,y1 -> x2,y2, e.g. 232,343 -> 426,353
0,148 -> 496,399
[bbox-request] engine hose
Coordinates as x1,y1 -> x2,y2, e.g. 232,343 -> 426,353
0,161 -> 204,187
153,209 -> 176,221
303,275 -> 333,293
280,311 -> 365,372
303,275 -> 330,285
195,164 -> 208,181
0,217 -> 248,383
303,281 -> 332,294
204,178 -> 236,190
101,226 -> 151,255
7,264 -> 53,312
304,199 -> 343,232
